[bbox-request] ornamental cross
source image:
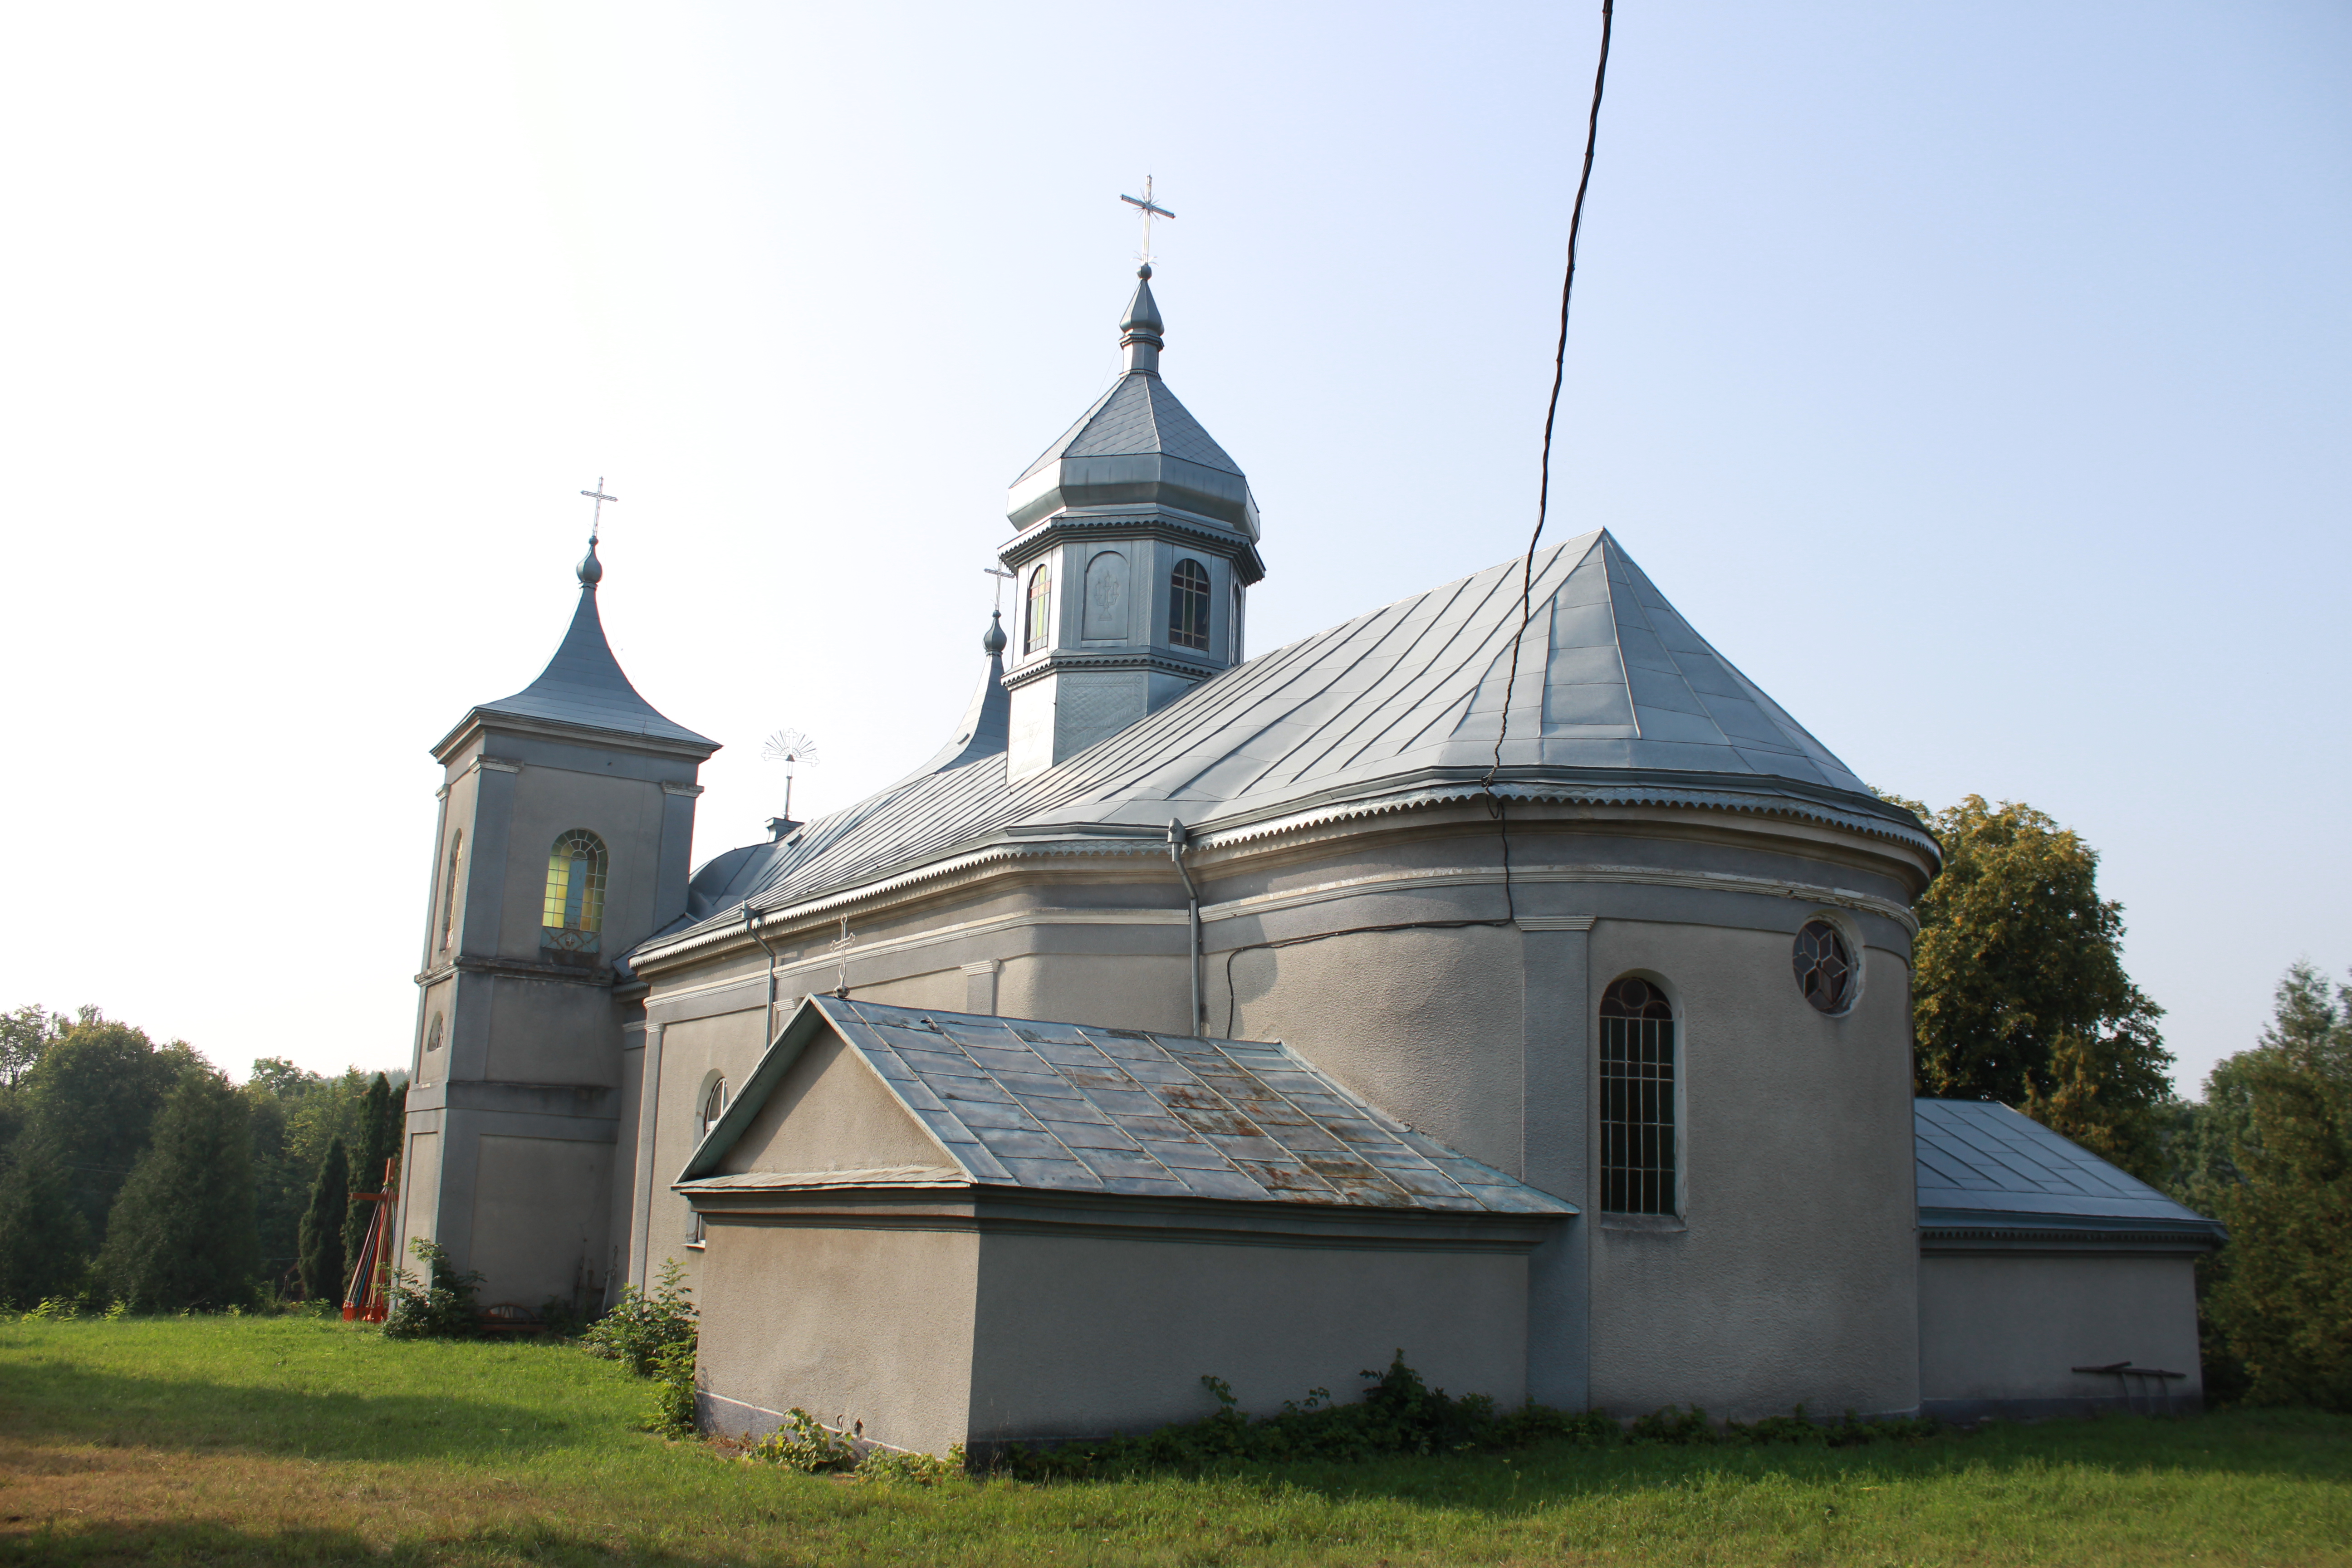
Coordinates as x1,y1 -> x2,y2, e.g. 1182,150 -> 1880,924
579,477 -> 618,541
1120,176 -> 1174,266
984,565 -> 1016,612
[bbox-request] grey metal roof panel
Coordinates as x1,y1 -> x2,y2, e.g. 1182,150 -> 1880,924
1913,1099 -> 2223,1234
1015,373 -> 1242,483
660,530 -> 1925,954
473,585 -> 715,750
681,997 -> 1576,1220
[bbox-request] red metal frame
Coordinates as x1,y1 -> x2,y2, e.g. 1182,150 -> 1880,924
341,1158 -> 397,1323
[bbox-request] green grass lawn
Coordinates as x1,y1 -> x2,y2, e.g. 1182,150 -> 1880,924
0,1316 -> 2345,1566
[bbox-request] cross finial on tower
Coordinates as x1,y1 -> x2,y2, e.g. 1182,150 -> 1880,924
1120,177 -> 1174,269
579,477 -> 618,544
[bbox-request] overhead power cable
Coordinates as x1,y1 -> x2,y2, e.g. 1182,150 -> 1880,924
1484,0 -> 1614,796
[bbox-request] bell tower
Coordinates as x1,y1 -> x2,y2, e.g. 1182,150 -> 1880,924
396,534 -> 718,1313
1000,266 -> 1264,780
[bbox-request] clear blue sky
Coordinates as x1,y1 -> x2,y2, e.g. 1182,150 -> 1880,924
1,2 -> 2342,1092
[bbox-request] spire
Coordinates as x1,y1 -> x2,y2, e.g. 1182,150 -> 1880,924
1120,265 -> 1164,377
898,615 -> 1011,779
1005,266 -> 1259,540
450,544 -> 716,755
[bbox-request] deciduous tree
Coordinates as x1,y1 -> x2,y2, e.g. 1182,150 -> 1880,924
1890,794 -> 2173,1178
0,1140 -> 90,1306
17,1016 -> 202,1242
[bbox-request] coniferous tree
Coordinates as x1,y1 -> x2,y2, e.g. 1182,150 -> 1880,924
297,1137 -> 350,1303
0,1141 -> 92,1306
97,1073 -> 262,1310
341,1073 -> 392,1278
2202,962 -> 2352,1409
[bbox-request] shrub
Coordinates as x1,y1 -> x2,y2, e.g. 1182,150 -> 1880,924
382,1240 -> 483,1340
647,1338 -> 698,1438
581,1259 -> 696,1377
750,1409 -> 862,1473
989,1355 -> 1944,1478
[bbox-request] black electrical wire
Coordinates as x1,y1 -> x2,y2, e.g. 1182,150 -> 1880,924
1480,0 -> 1616,920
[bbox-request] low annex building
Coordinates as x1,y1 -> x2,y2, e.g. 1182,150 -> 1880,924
393,265 -> 2221,1450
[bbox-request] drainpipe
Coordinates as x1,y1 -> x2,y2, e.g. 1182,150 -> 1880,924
744,903 -> 784,1044
1167,820 -> 1203,1035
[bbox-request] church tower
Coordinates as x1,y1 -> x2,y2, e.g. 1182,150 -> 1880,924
396,535 -> 717,1313
1000,267 -> 1264,779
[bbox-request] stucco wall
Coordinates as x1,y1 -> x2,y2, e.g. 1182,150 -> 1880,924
494,765 -> 674,965
486,976 -> 622,1087
1227,923 -> 1525,1176
967,1230 -> 1529,1448
719,1028 -> 947,1176
1584,917 -> 1918,1421
642,1006 -> 767,1292
1919,1253 -> 2202,1415
697,1220 -> 980,1457
469,1133 -> 612,1308
399,1130 -> 441,1264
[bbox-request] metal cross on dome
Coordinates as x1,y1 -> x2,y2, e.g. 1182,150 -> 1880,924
579,477 -> 617,541
1120,177 -> 1174,267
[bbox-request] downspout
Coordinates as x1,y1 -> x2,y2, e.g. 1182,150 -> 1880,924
744,902 -> 784,1044
1167,820 -> 1203,1034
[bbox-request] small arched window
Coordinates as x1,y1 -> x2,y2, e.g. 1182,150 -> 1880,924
438,832 -> 462,951
541,830 -> 608,954
1793,921 -> 1854,1013
1599,976 -> 1676,1215
1024,564 -> 1051,654
1170,559 -> 1210,651
699,1077 -> 730,1142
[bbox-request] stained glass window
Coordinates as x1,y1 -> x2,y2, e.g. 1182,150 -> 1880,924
1170,558 -> 1210,650
1600,976 -> 1676,1215
541,830 -> 608,954
1793,920 -> 1854,1013
1024,565 -> 1051,654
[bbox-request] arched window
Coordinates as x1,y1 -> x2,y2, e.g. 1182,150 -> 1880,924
541,830 -> 608,954
419,1014 -> 445,1084
1170,558 -> 1210,650
1599,976 -> 1676,1215
437,832 -> 462,951
699,1077 -> 730,1142
1793,920 -> 1854,1013
1024,564 -> 1051,654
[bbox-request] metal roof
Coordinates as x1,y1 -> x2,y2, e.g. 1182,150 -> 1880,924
656,529 -> 1923,954
467,554 -> 715,751
1915,1099 -> 2223,1238
1016,372 -> 1241,482
678,997 -> 1576,1217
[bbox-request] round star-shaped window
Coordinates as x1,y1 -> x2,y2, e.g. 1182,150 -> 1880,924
1793,920 -> 1854,1014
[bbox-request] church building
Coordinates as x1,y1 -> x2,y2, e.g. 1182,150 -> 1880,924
395,266 -> 2222,1454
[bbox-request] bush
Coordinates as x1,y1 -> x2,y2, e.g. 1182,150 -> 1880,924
581,1259 -> 696,1377
382,1239 -> 483,1340
647,1338 -> 698,1438
745,1411 -> 964,1483
990,1354 -> 1944,1478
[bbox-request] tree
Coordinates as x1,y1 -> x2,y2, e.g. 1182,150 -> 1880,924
97,1072 -> 262,1310
342,1073 -> 394,1275
297,1137 -> 350,1303
0,1141 -> 91,1306
1891,794 -> 2174,1179
17,1017 -> 202,1243
0,1005 -> 67,1090
2200,961 -> 2352,1409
